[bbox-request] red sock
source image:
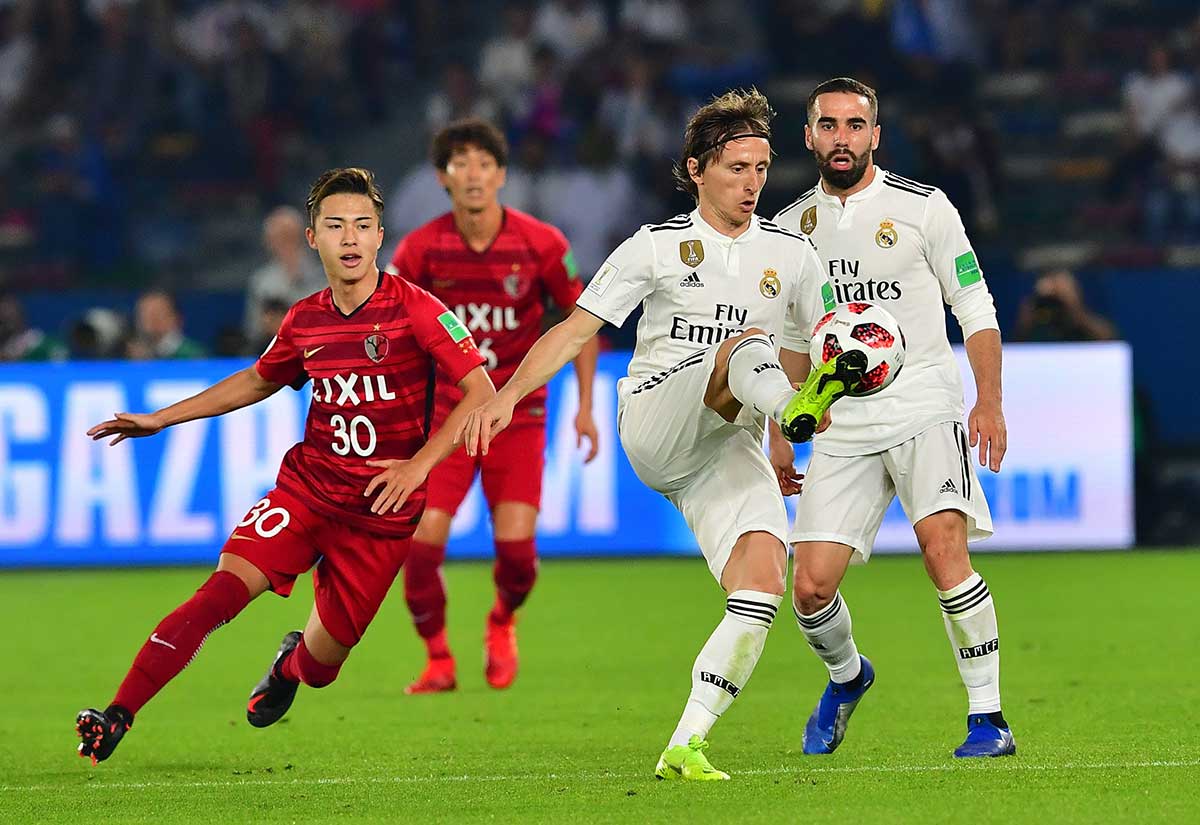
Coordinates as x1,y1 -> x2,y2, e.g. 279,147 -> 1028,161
404,540 -> 448,648
491,539 -> 537,623
280,637 -> 341,688
112,571 -> 250,716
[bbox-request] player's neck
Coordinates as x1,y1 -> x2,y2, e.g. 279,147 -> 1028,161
453,202 -> 504,253
821,162 -> 877,204
329,267 -> 380,316
697,201 -> 752,239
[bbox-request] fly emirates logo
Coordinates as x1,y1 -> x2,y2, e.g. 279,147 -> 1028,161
310,373 -> 397,407
669,303 -> 749,346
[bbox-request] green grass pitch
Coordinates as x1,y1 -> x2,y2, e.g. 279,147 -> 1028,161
2,550 -> 1198,823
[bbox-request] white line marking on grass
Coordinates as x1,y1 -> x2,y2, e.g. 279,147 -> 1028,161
3,759 -> 1198,794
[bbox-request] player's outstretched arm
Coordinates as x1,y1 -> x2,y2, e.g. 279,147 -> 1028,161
87,366 -> 283,445
964,328 -> 1006,472
460,307 -> 604,457
365,365 -> 495,514
572,332 -> 601,463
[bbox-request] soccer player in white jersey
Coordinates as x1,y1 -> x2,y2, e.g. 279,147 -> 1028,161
772,77 -> 1015,758
459,90 -> 854,780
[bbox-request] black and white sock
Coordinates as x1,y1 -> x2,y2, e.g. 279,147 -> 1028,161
938,572 -> 1002,715
725,334 -> 794,422
667,590 -> 782,749
795,591 -> 862,683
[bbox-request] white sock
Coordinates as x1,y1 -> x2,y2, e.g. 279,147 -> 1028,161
938,572 -> 1002,714
725,334 -> 794,422
667,590 -> 782,749
795,591 -> 862,683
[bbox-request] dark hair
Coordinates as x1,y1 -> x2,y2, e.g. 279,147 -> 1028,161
431,118 -> 509,169
672,88 -> 774,200
305,167 -> 385,226
806,77 -> 879,126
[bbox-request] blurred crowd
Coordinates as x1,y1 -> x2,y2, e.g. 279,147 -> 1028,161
2,0 -> 1200,364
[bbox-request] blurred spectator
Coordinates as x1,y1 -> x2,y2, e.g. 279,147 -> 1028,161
1015,269 -> 1117,343
425,61 -> 499,136
0,296 -> 68,361
912,103 -> 1000,234
69,307 -> 128,360
515,44 -> 566,141
1145,85 -> 1200,242
619,0 -> 688,44
247,295 -> 290,356
127,289 -> 207,359
1123,46 -> 1192,141
479,2 -> 536,119
0,2 -> 34,128
598,54 -> 674,161
532,0 -> 607,64
386,163 -> 451,238
245,206 -> 326,337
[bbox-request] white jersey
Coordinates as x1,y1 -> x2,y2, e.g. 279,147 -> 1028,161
774,166 -> 999,456
576,209 -> 835,401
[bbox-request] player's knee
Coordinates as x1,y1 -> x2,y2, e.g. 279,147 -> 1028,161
737,326 -> 768,341
792,573 -> 837,615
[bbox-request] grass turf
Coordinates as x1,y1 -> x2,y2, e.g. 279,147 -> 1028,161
1,550 -> 1197,823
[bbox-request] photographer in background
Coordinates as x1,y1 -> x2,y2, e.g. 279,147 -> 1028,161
1015,268 -> 1116,342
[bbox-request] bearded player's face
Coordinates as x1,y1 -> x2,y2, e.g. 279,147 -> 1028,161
439,144 -> 507,213
305,193 -> 384,284
806,92 -> 880,191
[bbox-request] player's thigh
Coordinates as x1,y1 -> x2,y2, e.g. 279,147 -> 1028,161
670,430 -> 789,587
413,507 -> 454,546
790,542 -> 855,611
721,530 -> 787,595
313,525 -> 411,649
423,440 -> 480,519
791,449 -> 894,565
886,421 -> 993,548
220,487 -> 322,599
480,422 -> 545,539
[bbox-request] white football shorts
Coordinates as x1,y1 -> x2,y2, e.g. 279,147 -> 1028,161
790,420 -> 993,562
618,344 -> 789,583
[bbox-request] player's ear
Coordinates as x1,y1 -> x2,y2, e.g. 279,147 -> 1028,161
804,124 -> 814,151
871,124 -> 881,152
687,156 -> 702,185
305,226 -> 317,249
496,165 -> 507,189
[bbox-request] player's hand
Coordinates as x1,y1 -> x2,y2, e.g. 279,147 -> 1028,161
815,409 -> 832,434
574,408 -> 599,464
87,412 -> 166,445
457,396 -> 515,457
968,399 -> 1006,473
769,432 -> 804,496
364,459 -> 429,514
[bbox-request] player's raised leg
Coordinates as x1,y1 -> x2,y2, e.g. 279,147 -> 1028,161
76,553 -> 267,764
247,601 -> 349,728
486,501 -> 539,689
404,509 -> 457,694
792,541 -> 874,754
656,531 -> 784,781
914,510 -> 1014,757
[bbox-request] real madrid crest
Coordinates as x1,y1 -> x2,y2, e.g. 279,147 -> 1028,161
679,239 -> 704,268
364,333 -> 389,363
800,205 -> 818,235
875,219 -> 898,249
759,268 -> 781,299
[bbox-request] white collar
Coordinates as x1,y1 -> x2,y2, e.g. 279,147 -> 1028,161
690,207 -> 760,244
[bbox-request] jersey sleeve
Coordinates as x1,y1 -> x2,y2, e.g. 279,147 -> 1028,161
254,305 -> 307,389
923,190 -> 999,339
406,284 -> 486,385
384,233 -> 430,289
574,226 -> 655,327
536,223 -> 585,309
780,239 -> 835,353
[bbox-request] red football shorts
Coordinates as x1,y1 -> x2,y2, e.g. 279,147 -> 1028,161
220,486 -> 411,648
426,420 -> 547,514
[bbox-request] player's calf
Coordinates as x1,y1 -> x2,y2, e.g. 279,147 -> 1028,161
75,705 -> 132,765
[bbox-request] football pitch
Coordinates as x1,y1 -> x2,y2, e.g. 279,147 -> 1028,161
2,550 -> 1197,823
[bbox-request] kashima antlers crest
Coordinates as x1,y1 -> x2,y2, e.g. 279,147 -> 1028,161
364,333 -> 389,363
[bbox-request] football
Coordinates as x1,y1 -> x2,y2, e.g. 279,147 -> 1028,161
809,302 -> 906,396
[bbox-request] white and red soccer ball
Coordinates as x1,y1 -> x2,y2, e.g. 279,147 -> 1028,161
809,302 -> 906,396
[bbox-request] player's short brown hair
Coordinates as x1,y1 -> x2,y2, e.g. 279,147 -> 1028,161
431,118 -> 509,169
305,167 -> 385,226
806,77 -> 879,126
673,88 -> 774,201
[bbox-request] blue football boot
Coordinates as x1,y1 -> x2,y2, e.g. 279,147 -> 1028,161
954,713 -> 1016,757
802,655 -> 875,755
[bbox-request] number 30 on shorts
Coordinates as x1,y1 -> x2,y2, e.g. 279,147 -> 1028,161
238,498 -> 291,538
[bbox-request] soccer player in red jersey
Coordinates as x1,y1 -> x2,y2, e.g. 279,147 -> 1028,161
74,168 -> 494,764
386,119 -> 599,693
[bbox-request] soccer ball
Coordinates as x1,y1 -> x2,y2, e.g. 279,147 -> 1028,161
809,302 -> 906,396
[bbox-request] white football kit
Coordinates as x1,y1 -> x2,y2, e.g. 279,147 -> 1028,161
577,209 -> 833,581
774,167 -> 999,560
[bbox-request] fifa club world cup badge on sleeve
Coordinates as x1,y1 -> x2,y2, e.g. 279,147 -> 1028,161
759,269 -> 781,299
875,220 -> 898,249
364,333 -> 389,363
800,205 -> 818,235
680,239 -> 704,267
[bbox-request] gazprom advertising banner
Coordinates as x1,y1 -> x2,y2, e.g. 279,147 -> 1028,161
0,343 -> 1131,568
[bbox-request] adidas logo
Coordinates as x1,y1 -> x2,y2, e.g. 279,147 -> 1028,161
939,478 -> 958,495
679,272 -> 704,288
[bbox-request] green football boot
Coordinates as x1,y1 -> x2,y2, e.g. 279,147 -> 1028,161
654,735 -> 730,781
778,349 -> 868,443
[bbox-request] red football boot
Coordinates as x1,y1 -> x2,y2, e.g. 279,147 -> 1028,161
405,655 -> 457,694
484,614 -> 518,689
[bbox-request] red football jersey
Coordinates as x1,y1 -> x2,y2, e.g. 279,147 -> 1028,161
255,272 -> 484,535
386,207 -> 582,422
